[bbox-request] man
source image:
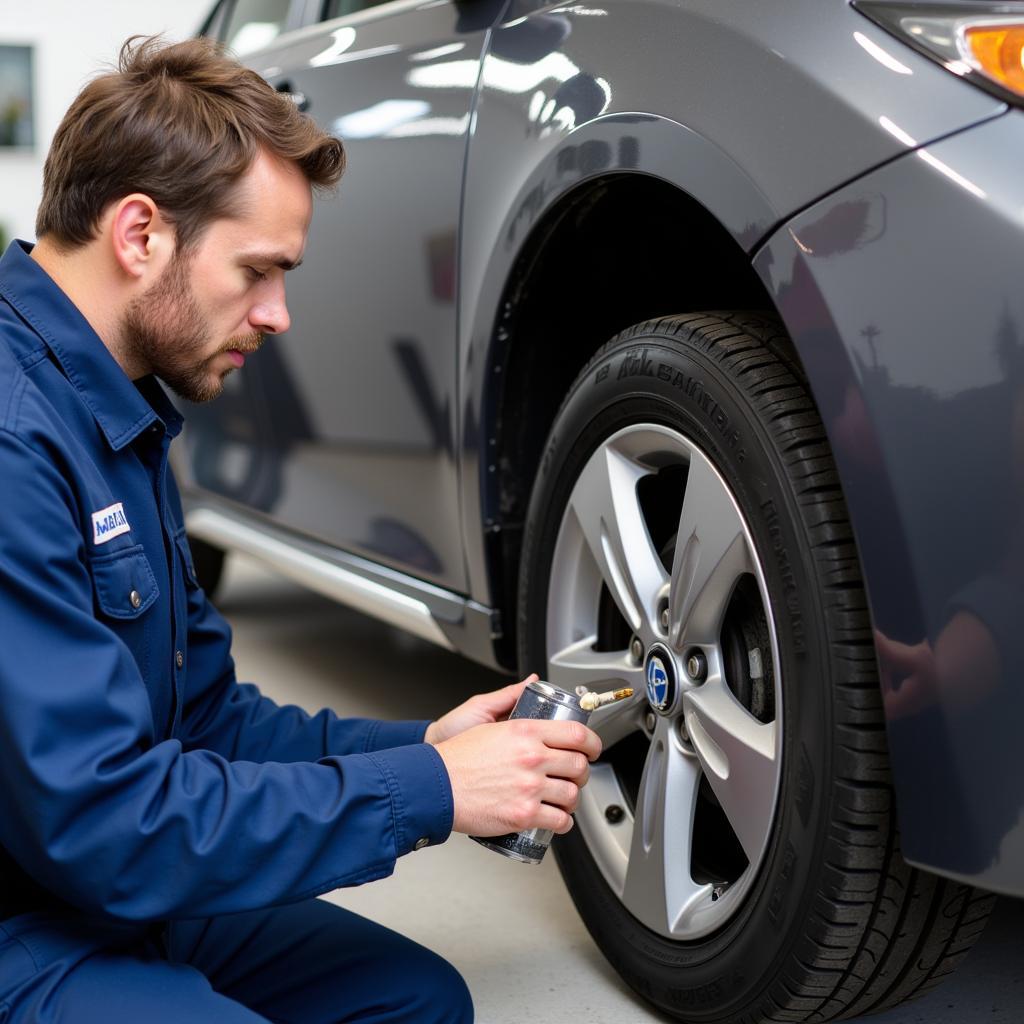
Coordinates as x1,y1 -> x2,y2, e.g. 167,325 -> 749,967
0,36 -> 600,1023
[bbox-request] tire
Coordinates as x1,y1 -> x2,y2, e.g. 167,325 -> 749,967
188,535 -> 227,598
517,312 -> 994,1023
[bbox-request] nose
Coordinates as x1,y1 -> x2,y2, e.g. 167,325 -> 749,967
250,281 -> 291,335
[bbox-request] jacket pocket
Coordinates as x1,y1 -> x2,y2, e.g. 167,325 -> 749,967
174,528 -> 200,590
90,544 -> 159,619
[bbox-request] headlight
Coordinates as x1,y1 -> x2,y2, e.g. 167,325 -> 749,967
854,2 -> 1024,104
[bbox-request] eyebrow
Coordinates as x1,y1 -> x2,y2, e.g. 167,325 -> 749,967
241,252 -> 304,271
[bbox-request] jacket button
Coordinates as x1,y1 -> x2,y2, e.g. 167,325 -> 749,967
175,650 -> 184,669
129,590 -> 141,609
414,837 -> 429,851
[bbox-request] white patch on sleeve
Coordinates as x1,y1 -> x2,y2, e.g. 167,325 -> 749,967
92,502 -> 131,544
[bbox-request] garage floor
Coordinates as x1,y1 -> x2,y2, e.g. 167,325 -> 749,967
219,553 -> 1023,1024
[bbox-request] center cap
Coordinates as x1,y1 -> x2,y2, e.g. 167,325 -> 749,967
645,643 -> 677,714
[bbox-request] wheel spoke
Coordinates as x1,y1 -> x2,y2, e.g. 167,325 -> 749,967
547,636 -> 638,691
668,453 -> 753,647
621,719 -> 710,934
574,761 -> 632,887
547,638 -> 645,747
569,445 -> 667,636
683,679 -> 777,864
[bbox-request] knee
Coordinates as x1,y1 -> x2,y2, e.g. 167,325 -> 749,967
400,945 -> 474,1024
433,959 -> 473,1024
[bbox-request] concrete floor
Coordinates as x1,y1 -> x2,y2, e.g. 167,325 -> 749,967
218,553 -> 1023,1024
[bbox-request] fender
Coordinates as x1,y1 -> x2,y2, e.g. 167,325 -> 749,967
455,0 -> 1001,611
458,112 -> 777,606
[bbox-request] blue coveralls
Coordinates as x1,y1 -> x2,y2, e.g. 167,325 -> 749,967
0,241 -> 472,1022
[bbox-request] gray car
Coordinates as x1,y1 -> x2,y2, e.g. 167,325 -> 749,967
180,1 -> 1024,1020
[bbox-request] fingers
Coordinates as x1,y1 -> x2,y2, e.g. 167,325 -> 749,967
505,778 -> 580,833
544,748 -> 590,786
874,629 -> 931,675
534,803 -> 574,835
493,673 -> 537,701
529,718 -> 603,762
475,675 -> 536,722
542,777 -> 581,815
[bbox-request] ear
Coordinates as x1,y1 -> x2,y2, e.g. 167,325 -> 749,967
109,194 -> 173,280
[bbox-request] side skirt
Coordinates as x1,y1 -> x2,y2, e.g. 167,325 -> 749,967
184,498 -> 503,670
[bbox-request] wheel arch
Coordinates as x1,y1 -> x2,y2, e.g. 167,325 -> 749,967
461,114 -> 782,668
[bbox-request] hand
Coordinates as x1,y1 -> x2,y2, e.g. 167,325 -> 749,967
435,717 -> 602,837
875,612 -> 1001,721
423,673 -> 539,745
874,629 -> 936,721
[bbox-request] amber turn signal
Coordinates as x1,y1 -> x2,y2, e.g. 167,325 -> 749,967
964,24 -> 1024,98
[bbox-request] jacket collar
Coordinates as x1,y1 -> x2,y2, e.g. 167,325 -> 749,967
0,240 -> 182,449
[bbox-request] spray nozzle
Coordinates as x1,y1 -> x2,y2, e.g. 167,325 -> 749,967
578,688 -> 634,712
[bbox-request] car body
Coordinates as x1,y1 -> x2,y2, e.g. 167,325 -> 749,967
180,1 -> 1024,1018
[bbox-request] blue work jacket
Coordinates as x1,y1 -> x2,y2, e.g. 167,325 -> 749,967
0,241 -> 453,925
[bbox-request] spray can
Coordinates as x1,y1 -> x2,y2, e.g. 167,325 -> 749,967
469,679 -> 632,865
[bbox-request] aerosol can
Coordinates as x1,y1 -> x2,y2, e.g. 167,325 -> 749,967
470,679 -> 632,864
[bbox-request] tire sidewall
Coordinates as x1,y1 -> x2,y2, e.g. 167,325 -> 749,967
518,328 -> 832,1020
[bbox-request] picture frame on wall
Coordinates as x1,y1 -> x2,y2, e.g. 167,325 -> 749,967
0,45 -> 34,149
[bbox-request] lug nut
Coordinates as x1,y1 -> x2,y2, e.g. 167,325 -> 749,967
630,637 -> 644,662
685,649 -> 708,683
659,606 -> 670,632
645,711 -> 656,732
605,804 -> 625,824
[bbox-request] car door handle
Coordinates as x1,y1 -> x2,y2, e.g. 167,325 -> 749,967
275,81 -> 310,112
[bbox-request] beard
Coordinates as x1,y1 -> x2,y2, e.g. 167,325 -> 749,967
119,252 -> 262,404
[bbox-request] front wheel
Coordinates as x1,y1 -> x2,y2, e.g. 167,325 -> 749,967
517,313 -> 993,1023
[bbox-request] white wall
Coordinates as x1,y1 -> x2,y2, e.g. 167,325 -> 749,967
0,0 -> 212,245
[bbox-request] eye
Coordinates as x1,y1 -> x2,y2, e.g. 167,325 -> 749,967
246,266 -> 268,282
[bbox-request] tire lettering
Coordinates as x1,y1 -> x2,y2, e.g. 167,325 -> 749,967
768,840 -> 798,928
796,743 -> 814,827
665,973 -> 744,1010
761,499 -> 806,653
616,348 -> 655,380
612,353 -> 749,459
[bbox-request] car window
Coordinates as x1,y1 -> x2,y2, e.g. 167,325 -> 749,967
321,0 -> 391,21
222,0 -> 292,55
198,0 -> 229,39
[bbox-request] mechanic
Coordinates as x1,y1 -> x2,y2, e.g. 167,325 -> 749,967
0,36 -> 601,1023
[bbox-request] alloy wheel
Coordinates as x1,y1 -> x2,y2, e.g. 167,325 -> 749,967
545,423 -> 782,941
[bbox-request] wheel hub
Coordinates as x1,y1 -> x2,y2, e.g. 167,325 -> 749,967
644,642 -> 678,715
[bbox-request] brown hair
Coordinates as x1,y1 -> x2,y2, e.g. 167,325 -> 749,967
36,35 -> 345,251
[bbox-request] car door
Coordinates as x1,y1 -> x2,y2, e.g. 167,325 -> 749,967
229,0 -> 505,591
